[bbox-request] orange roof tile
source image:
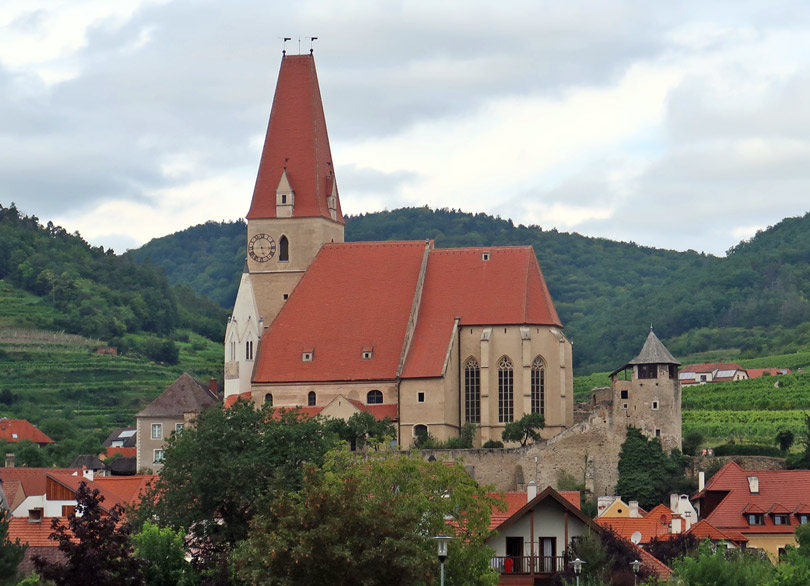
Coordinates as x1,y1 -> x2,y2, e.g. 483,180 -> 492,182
94,475 -> 158,508
0,468 -> 81,497
247,54 -> 343,224
596,506 -> 675,544
402,247 -> 562,378
2,480 -> 23,510
100,447 -> 137,459
699,461 -> 810,534
224,392 -> 253,407
254,242 -> 427,383
0,419 -> 54,444
747,368 -> 790,378
560,490 -> 581,509
685,519 -> 747,543
680,362 -> 743,374
9,517 -> 71,547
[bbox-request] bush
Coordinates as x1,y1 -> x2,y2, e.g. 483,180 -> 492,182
482,440 -> 504,449
713,443 -> 782,457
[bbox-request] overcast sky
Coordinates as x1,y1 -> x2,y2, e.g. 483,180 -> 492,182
3,1 -> 810,255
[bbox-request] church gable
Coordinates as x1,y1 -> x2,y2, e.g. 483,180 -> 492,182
252,241 -> 428,383
401,246 -> 562,379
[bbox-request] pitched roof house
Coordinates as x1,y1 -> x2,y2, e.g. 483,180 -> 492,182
693,461 -> 810,556
224,53 -> 574,448
135,373 -> 219,471
0,418 -> 54,446
679,362 -> 748,385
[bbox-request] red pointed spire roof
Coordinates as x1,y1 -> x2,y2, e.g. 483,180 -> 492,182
247,54 -> 344,223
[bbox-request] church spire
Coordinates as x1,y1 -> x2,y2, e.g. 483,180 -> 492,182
247,53 -> 344,223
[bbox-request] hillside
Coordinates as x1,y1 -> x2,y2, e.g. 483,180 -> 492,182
129,206 -> 810,374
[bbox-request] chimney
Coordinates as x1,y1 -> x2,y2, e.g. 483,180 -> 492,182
209,378 -> 218,394
4,453 -> 14,468
698,471 -> 705,492
527,481 -> 537,503
670,493 -> 679,512
597,496 -> 615,518
82,466 -> 94,482
629,501 -> 639,518
671,516 -> 682,534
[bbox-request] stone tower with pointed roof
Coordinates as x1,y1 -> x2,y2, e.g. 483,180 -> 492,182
609,329 -> 682,451
225,53 -> 345,398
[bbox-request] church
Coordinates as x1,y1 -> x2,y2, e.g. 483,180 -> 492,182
224,53 -> 574,447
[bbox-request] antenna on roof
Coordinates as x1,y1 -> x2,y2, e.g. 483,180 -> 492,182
280,37 -> 291,56
309,37 -> 318,54
650,323 -> 654,332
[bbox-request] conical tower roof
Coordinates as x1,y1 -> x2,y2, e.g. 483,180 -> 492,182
610,329 -> 680,377
246,54 -> 344,223
628,329 -> 680,366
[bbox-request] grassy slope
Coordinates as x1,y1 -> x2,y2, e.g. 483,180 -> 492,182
0,279 -> 222,444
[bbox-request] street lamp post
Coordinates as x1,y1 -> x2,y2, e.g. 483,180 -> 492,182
433,535 -> 453,586
572,557 -> 585,586
631,559 -> 641,586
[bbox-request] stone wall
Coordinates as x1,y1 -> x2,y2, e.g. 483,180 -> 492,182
421,403 -> 628,496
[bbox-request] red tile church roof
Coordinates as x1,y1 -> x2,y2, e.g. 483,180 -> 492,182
254,242 -> 563,383
254,242 -> 427,383
247,54 -> 343,223
402,246 -> 562,378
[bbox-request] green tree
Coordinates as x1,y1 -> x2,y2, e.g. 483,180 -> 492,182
768,522 -> 810,586
132,522 -> 196,586
615,427 -> 693,510
324,412 -> 395,450
776,429 -> 795,454
135,400 -> 339,583
682,430 -> 704,456
233,450 -> 501,586
502,413 -> 545,446
670,541 -> 774,586
33,482 -> 143,586
0,508 -> 25,585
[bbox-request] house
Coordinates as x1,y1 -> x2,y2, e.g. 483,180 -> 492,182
596,496 -> 644,519
746,368 -> 791,379
486,484 -> 672,584
693,461 -> 810,557
135,373 -> 219,471
679,362 -> 748,385
224,52 -> 574,448
102,427 -> 137,456
596,494 -> 698,545
0,418 -> 54,447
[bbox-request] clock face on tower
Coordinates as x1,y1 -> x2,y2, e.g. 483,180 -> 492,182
248,233 -> 277,262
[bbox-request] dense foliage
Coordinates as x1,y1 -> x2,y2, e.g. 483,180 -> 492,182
234,451 -> 501,586
502,412 -> 545,446
127,206 -> 810,373
0,204 -> 226,343
0,509 -> 25,586
615,428 -> 694,510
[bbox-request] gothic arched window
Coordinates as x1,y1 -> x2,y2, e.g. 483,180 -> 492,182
498,356 -> 514,423
367,390 -> 383,404
307,391 -> 316,406
265,393 -> 273,407
531,356 -> 545,416
279,235 -> 289,262
464,358 -> 480,423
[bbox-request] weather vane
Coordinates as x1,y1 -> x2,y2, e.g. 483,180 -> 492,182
280,37 -> 291,55
309,37 -> 318,54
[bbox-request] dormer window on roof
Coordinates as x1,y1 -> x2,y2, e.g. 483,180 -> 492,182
302,351 -> 314,362
362,346 -> 374,360
481,252 -> 490,261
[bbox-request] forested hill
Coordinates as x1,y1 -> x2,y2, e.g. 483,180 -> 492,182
133,206 -> 810,374
0,203 -> 226,344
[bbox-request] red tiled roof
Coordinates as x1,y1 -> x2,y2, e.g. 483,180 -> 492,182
685,519 -> 748,543
247,54 -> 343,224
402,247 -> 562,378
746,368 -> 790,378
224,392 -> 253,407
47,473 -> 128,512
680,362 -> 743,374
3,480 -> 23,510
269,401 -> 398,423
699,461 -> 810,534
99,447 -> 137,459
560,490 -> 581,510
596,504 -> 676,544
0,419 -> 54,444
9,517 -> 71,547
0,468 -> 81,497
487,491 -> 529,530
94,475 -> 157,508
254,242 -> 427,383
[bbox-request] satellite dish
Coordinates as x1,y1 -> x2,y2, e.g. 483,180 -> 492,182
631,531 -> 642,545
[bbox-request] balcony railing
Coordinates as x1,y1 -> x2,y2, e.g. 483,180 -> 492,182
490,555 -> 566,574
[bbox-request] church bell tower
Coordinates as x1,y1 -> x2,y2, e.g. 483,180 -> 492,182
225,52 -> 345,401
